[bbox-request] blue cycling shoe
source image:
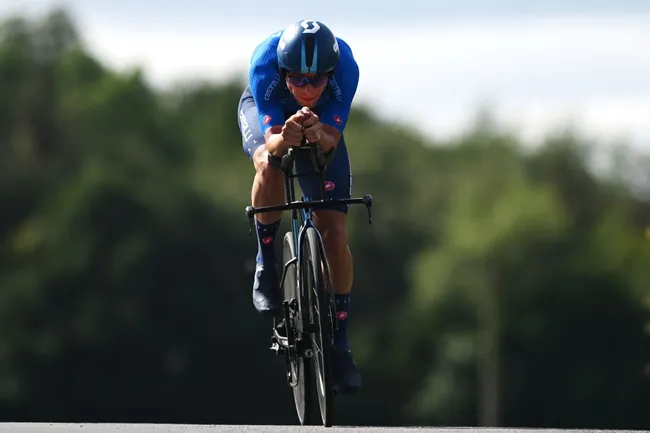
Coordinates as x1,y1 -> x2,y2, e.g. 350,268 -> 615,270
332,348 -> 362,395
252,259 -> 282,316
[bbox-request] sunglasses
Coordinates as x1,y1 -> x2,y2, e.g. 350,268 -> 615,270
285,72 -> 331,88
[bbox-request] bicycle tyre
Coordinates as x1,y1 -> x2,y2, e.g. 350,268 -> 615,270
282,231 -> 315,425
302,226 -> 335,427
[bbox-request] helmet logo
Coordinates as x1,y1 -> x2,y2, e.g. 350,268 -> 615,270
300,20 -> 320,34
333,40 -> 339,53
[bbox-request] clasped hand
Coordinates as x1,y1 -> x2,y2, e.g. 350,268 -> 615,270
280,107 -> 323,150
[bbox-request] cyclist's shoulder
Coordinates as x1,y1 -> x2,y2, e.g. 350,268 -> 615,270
335,36 -> 357,63
335,36 -> 353,54
331,36 -> 359,90
248,30 -> 287,101
250,30 -> 283,67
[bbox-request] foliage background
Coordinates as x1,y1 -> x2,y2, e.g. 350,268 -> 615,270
1,8 -> 649,429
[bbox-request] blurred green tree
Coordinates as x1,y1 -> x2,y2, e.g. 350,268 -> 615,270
0,7 -> 648,429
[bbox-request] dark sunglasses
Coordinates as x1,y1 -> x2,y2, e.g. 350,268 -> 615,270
285,72 -> 330,88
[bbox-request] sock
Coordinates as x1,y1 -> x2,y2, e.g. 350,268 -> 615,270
334,293 -> 351,350
255,218 -> 281,265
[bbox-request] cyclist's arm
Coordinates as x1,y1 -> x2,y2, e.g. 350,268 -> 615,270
248,38 -> 287,154
318,37 -> 359,153
316,124 -> 341,154
264,125 -> 287,156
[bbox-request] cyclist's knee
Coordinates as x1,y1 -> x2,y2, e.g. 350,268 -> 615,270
253,146 -> 282,183
314,211 -> 348,251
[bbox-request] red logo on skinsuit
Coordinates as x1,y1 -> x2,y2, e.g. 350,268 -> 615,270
324,181 -> 335,191
262,237 -> 273,244
263,115 -> 272,125
333,115 -> 342,125
337,311 -> 348,320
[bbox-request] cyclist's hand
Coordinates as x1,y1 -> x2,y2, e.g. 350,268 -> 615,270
281,112 -> 305,148
301,109 -> 322,144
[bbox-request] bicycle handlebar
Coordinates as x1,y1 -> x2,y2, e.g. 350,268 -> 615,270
274,140 -> 330,175
246,194 -> 373,219
245,194 -> 372,236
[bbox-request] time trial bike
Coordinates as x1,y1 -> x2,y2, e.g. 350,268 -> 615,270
245,141 -> 372,427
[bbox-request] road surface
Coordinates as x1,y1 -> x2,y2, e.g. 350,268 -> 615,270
0,424 -> 643,433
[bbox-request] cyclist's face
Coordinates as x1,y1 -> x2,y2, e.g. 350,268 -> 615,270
285,72 -> 329,108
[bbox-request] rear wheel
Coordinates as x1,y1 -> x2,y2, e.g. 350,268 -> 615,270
282,232 -> 315,425
302,227 -> 335,427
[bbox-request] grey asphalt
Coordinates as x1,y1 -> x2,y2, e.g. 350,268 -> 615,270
0,424 -> 645,433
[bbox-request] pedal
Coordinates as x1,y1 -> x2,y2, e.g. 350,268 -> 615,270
274,320 -> 287,339
269,339 -> 285,355
296,337 -> 314,359
269,329 -> 284,355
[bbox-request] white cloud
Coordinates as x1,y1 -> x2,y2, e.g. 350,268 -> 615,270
7,3 -> 648,151
341,15 -> 650,146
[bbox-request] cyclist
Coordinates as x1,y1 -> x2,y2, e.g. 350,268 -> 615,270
237,19 -> 361,395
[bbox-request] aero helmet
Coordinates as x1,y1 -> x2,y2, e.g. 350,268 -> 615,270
276,20 -> 340,74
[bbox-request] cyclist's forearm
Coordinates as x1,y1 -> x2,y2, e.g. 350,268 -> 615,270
266,133 -> 287,157
318,129 -> 339,154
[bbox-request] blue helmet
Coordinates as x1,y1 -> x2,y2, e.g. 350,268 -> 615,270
276,20 -> 340,74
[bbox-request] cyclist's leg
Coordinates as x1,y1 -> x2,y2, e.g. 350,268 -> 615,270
295,139 -> 353,301
295,137 -> 361,394
238,87 -> 284,315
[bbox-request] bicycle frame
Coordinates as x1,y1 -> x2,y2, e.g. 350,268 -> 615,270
246,143 -> 369,355
244,140 -> 372,427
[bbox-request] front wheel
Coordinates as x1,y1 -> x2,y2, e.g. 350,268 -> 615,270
302,226 -> 335,427
282,232 -> 315,425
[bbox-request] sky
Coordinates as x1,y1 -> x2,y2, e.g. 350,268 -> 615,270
2,0 -> 650,153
